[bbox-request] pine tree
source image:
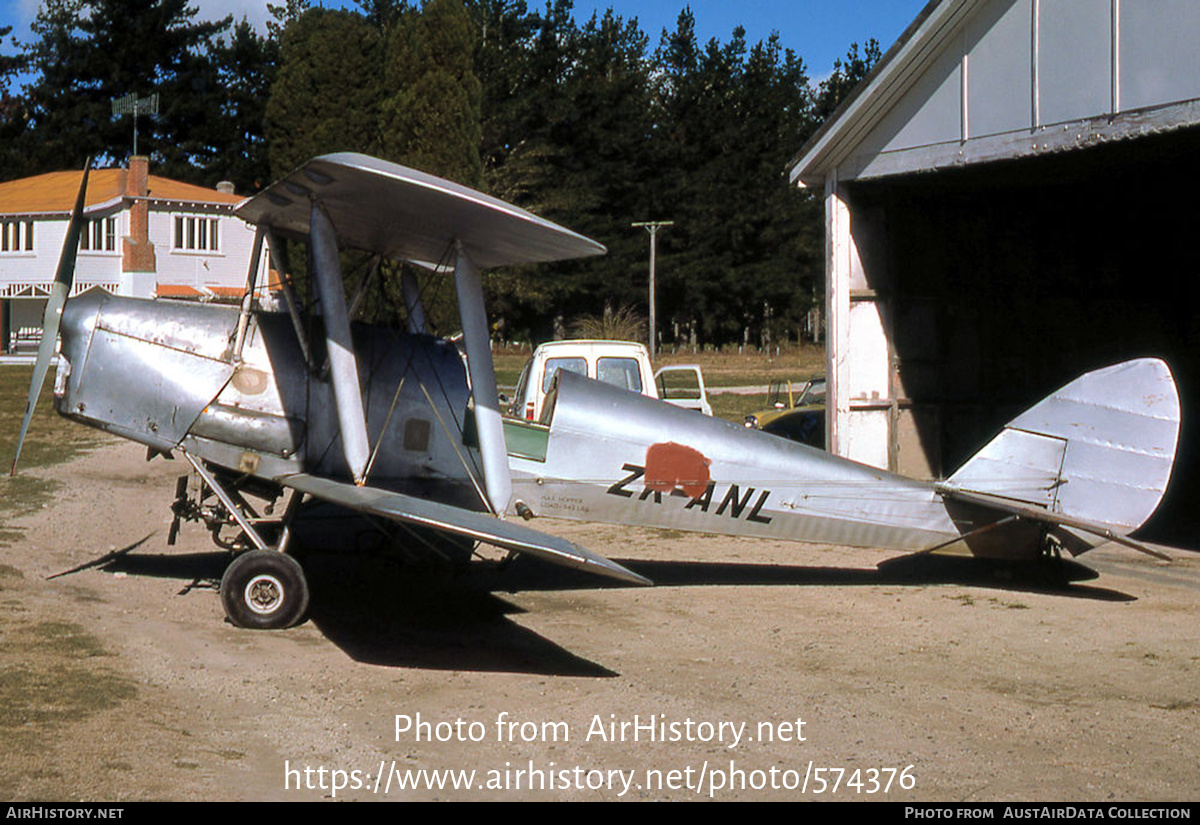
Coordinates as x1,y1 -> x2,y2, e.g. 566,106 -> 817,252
378,0 -> 482,186
0,24 -> 31,175
208,19 -> 277,193
17,0 -> 231,180
814,39 -> 882,122
265,7 -> 384,179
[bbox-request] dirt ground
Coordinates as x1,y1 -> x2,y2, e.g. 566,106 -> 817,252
1,441 -> 1197,802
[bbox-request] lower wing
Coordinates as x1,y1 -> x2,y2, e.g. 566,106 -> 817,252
277,473 -> 651,586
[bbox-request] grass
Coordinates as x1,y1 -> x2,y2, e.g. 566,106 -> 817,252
494,344 -> 826,425
494,343 -> 825,388
0,366 -> 111,544
0,368 -> 135,798
0,615 -> 138,786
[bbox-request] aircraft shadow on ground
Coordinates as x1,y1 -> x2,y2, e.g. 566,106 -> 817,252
484,552 -> 1136,603
84,547 -> 617,677
69,543 -> 1134,677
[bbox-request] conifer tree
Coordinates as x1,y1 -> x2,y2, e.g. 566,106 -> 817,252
379,0 -> 482,186
265,7 -> 384,179
18,0 -> 230,180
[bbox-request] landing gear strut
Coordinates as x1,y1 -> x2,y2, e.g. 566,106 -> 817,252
169,450 -> 311,629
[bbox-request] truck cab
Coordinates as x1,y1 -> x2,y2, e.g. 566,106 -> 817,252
508,339 -> 710,421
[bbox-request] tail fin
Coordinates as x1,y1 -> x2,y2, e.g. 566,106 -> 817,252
941,359 -> 1179,552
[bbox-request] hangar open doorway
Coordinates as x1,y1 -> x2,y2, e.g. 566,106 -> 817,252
841,127 -> 1200,542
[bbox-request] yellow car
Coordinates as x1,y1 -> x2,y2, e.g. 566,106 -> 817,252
743,377 -> 826,447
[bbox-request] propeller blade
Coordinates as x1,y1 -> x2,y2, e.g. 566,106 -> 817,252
11,160 -> 91,476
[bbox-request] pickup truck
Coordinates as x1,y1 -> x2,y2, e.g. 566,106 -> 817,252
505,339 -> 711,421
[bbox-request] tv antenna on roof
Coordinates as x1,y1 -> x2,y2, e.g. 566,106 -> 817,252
111,92 -> 159,155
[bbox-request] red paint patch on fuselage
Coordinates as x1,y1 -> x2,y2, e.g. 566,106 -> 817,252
644,442 -> 711,499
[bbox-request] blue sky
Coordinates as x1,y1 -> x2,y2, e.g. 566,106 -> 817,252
3,0 -> 927,80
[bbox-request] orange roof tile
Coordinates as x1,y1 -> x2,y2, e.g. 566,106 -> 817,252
205,286 -> 245,297
155,285 -> 251,299
156,284 -> 202,297
146,176 -> 242,206
0,168 -> 241,216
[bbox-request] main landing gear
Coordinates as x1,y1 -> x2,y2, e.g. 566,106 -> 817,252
169,453 -> 311,629
219,550 -> 310,630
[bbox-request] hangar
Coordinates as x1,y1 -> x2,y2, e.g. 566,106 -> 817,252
789,0 -> 1200,540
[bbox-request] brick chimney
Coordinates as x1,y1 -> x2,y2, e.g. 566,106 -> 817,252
122,155 -> 156,273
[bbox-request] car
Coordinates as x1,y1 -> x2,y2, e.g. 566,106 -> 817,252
744,376 -> 825,447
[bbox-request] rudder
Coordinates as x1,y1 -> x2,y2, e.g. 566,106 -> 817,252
946,358 -> 1180,542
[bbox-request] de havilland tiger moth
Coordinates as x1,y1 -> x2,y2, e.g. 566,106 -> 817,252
10,153 -> 1180,629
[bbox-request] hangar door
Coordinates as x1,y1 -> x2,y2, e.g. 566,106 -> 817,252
844,127 -> 1200,543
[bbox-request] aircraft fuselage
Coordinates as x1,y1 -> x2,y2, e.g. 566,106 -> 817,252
54,292 -> 483,508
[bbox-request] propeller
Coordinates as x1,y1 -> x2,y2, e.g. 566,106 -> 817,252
10,159 -> 92,476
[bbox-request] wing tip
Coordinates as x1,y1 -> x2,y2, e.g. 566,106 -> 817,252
589,558 -> 653,587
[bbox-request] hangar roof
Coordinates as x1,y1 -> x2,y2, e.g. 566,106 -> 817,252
790,0 -> 1200,188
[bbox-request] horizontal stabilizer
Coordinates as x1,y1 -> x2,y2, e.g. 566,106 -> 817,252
943,358 -> 1179,553
278,473 -> 650,586
935,484 -> 1171,560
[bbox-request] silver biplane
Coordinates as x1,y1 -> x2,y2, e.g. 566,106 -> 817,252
12,153 -> 650,629
12,153 -> 1179,631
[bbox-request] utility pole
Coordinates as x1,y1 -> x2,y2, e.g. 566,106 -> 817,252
632,220 -> 673,359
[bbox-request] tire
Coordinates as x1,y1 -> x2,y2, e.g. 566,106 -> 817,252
220,550 -> 310,629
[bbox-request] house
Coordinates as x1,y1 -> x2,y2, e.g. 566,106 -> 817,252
0,156 -> 267,353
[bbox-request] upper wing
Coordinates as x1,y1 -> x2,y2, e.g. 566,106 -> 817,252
277,473 -> 651,586
234,153 -> 606,270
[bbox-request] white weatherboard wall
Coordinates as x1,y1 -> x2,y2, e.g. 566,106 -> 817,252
825,174 -> 890,468
796,0 -> 1200,473
151,207 -> 263,293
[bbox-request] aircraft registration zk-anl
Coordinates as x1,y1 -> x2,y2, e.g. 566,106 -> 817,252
11,153 -> 1179,630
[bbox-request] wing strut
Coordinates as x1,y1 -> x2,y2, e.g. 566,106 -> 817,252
402,268 -> 426,333
453,240 -> 511,514
230,226 -> 265,361
264,228 -> 313,369
310,202 -> 370,484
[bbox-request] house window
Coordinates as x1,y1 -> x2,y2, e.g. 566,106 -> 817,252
79,217 -> 117,252
173,216 -> 220,252
0,220 -> 33,253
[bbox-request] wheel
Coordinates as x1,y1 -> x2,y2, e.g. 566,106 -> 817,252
220,550 -> 310,629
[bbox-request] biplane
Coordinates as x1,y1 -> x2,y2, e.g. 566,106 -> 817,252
11,153 -> 650,628
11,153 -> 1179,631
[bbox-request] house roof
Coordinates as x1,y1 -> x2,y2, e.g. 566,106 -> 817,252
0,168 -> 242,217
157,284 -> 244,299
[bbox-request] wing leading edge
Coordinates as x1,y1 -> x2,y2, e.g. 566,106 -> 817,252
278,473 -> 651,586
234,153 -> 606,270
